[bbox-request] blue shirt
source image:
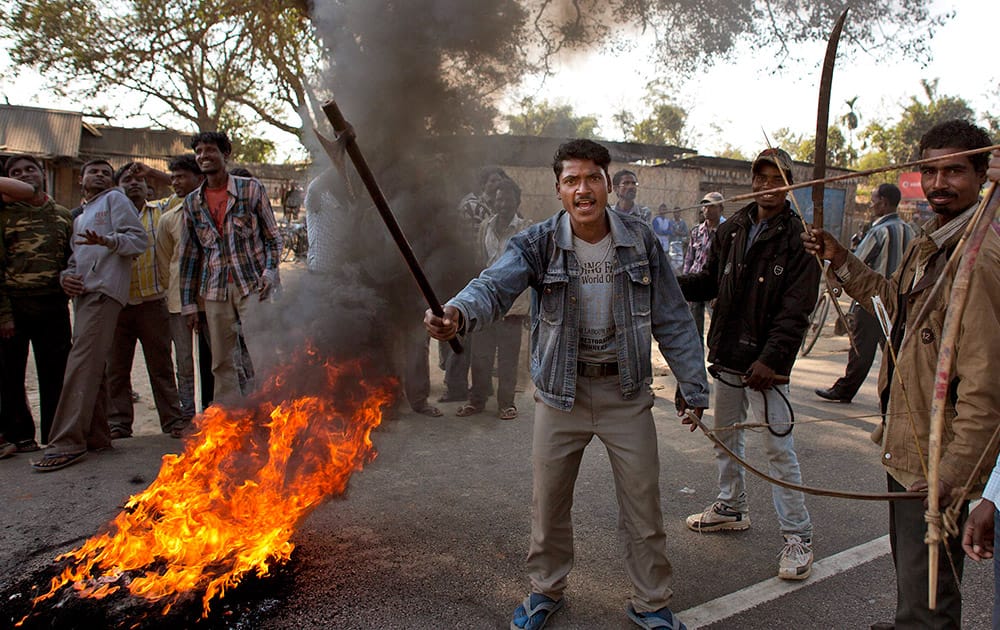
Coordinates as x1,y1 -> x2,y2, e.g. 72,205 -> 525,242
448,209 -> 710,411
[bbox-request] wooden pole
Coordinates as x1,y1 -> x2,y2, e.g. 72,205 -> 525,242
925,182 -> 1000,608
320,99 -> 463,354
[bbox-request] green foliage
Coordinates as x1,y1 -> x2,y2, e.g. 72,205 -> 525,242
505,98 -> 600,139
841,97 -> 860,131
2,0 -> 320,150
614,81 -> 690,147
624,102 -> 689,147
853,150 -> 895,188
858,79 -> 976,164
716,145 -> 750,161
219,109 -> 277,163
771,125 -> 857,168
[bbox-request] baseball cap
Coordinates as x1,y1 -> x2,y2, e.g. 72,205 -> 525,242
700,191 -> 724,205
751,148 -> 794,177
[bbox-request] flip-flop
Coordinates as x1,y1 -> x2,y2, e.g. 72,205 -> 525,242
511,593 -> 564,630
413,404 -> 443,418
626,603 -> 687,630
31,451 -> 87,472
15,439 -> 41,453
499,406 -> 518,420
456,404 -> 484,417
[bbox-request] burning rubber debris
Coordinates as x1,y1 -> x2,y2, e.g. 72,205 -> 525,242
13,346 -> 396,628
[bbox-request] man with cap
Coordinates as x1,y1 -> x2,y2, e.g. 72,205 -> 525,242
677,148 -> 820,580
682,192 -> 725,341
815,183 -> 914,404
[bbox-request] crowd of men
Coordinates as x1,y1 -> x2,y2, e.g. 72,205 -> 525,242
427,122 -> 1000,630
0,131 -> 282,471
3,119 -> 1000,630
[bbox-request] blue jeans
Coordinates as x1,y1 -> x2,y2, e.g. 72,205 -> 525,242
711,377 -> 812,538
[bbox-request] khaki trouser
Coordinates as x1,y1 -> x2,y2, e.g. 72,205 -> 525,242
204,291 -> 251,404
528,375 -> 673,612
45,292 -> 121,455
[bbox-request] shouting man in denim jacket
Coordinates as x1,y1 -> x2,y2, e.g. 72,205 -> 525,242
425,139 -> 709,630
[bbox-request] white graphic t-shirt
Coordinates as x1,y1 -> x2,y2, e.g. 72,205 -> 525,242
574,233 -> 617,363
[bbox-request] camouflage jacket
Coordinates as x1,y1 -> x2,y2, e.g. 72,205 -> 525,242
0,197 -> 73,324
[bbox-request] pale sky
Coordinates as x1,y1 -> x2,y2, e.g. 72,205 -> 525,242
512,0 -> 999,156
1,0 -> 996,161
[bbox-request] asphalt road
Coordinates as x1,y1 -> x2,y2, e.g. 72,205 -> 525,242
0,304 -> 993,629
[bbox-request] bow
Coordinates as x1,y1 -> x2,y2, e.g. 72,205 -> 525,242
800,8 -> 859,356
754,10 -> 852,361
764,8 -> 858,352
683,410 -> 924,501
812,8 -> 849,230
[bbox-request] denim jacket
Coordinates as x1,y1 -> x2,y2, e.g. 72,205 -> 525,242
448,209 -> 710,411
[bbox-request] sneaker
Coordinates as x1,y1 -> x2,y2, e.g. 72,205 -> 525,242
686,501 -> 751,532
778,534 -> 813,580
0,441 -> 15,459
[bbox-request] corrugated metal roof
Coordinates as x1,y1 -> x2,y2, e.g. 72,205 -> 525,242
77,126 -> 193,173
0,104 -> 83,158
78,125 -> 190,161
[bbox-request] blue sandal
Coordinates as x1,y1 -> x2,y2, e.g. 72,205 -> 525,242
510,593 -> 564,630
626,603 -> 687,630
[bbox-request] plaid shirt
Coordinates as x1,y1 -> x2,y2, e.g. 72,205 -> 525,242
128,201 -> 167,303
682,220 -> 719,274
457,192 -> 493,232
179,175 -> 282,314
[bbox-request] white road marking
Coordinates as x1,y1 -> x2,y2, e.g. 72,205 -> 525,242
677,535 -> 890,629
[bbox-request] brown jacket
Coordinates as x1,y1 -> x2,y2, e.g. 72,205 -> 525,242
833,217 -> 1000,491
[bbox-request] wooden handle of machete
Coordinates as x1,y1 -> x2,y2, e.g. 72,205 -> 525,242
320,99 -> 463,354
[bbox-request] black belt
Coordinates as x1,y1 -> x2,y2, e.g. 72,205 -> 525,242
577,361 -> 619,377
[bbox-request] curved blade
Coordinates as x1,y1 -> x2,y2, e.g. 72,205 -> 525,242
812,8 -> 849,229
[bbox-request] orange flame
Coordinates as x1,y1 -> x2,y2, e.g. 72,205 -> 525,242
29,348 -> 395,618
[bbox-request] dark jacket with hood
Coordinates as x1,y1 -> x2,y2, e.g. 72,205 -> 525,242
678,201 -> 819,376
